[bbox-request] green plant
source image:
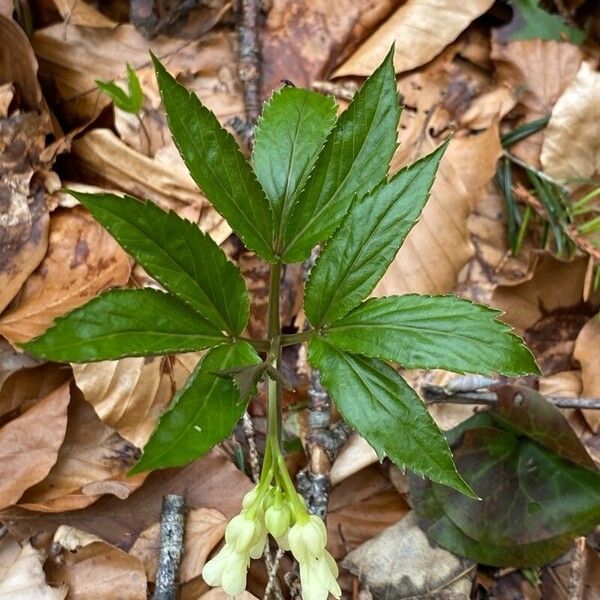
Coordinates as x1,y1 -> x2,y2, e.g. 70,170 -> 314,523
23,49 -> 538,598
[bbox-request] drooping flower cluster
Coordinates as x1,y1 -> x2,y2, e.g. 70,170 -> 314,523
203,475 -> 340,599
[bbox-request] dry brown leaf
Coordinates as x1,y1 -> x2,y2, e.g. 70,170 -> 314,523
72,353 -> 201,448
197,590 -> 258,600
0,363 -> 70,419
18,392 -> 143,512
327,466 -> 410,560
342,511 -> 475,599
0,339 -> 42,392
573,317 -> 600,432
70,128 -> 229,241
375,126 -> 501,296
51,0 -> 117,27
0,110 -> 51,313
130,507 -> 227,583
261,0 -> 396,93
330,433 -> 377,485
491,37 -> 582,166
539,371 -> 582,398
0,205 -> 131,344
334,0 -> 495,77
0,542 -> 66,600
48,541 -> 146,600
2,449 -> 251,549
541,62 -> 600,183
0,382 -> 69,510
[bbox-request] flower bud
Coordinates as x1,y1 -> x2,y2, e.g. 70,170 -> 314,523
264,503 -> 291,539
289,514 -> 327,561
225,512 -> 264,553
242,487 -> 259,509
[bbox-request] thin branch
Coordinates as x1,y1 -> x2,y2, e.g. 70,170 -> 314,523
153,494 -> 186,600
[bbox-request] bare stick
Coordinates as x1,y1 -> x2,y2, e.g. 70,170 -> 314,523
153,494 -> 186,600
423,385 -> 600,410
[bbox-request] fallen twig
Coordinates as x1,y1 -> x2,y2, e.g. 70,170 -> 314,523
153,494 -> 186,600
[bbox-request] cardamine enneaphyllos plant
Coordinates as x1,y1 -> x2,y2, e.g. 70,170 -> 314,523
22,48 -> 539,599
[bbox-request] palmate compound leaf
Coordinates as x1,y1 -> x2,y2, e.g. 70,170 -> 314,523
308,336 -> 475,497
252,86 -> 337,251
322,295 -> 539,377
21,289 -> 227,362
70,191 -> 249,336
281,47 -> 401,263
304,142 -> 447,327
130,340 -> 261,473
152,53 -> 276,262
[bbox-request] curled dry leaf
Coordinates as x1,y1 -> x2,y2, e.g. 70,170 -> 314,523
2,449 -> 251,549
330,433 -> 378,485
72,353 -> 201,448
0,382 -> 69,510
51,0 -> 117,27
0,205 -> 131,344
491,37 -> 582,166
261,0 -> 397,93
130,507 -> 227,583
574,318 -> 600,432
18,392 -> 144,512
541,62 -> 600,183
0,542 -> 66,600
70,129 -> 229,240
334,0 -> 495,77
0,110 -> 51,313
47,541 -> 146,600
342,511 -> 475,600
327,466 -> 410,560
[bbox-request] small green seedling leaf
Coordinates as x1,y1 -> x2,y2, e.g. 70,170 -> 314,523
304,142 -> 447,327
253,86 -> 337,250
323,295 -> 539,377
21,289 -> 226,363
131,341 -> 261,473
282,47 -> 401,262
70,191 -> 249,336
96,64 -> 144,114
309,336 -> 476,497
152,53 -> 276,261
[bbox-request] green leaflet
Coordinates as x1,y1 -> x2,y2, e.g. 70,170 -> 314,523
308,336 -> 474,497
323,295 -> 539,376
304,143 -> 446,327
96,64 -> 143,114
252,86 -> 337,251
131,341 -> 261,473
152,54 -> 276,261
281,48 -> 401,262
21,289 -> 226,363
71,191 -> 249,335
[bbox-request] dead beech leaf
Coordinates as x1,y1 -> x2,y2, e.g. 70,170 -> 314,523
0,206 -> 131,344
48,541 -> 146,600
574,318 -> 600,433
0,110 -> 51,313
0,543 -> 66,600
327,466 -> 410,560
51,0 -> 117,27
0,339 -> 42,391
0,382 -> 69,510
197,590 -> 258,600
343,511 -> 475,599
2,449 -> 251,549
72,353 -> 201,448
261,0 -> 397,93
130,507 -> 227,583
70,129 -> 229,241
330,433 -> 377,485
375,126 -> 502,296
334,0 -> 495,77
541,62 -> 600,183
491,37 -> 582,166
18,393 -> 143,512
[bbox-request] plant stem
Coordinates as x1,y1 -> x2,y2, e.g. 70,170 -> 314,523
266,262 -> 283,452
281,330 -> 314,346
